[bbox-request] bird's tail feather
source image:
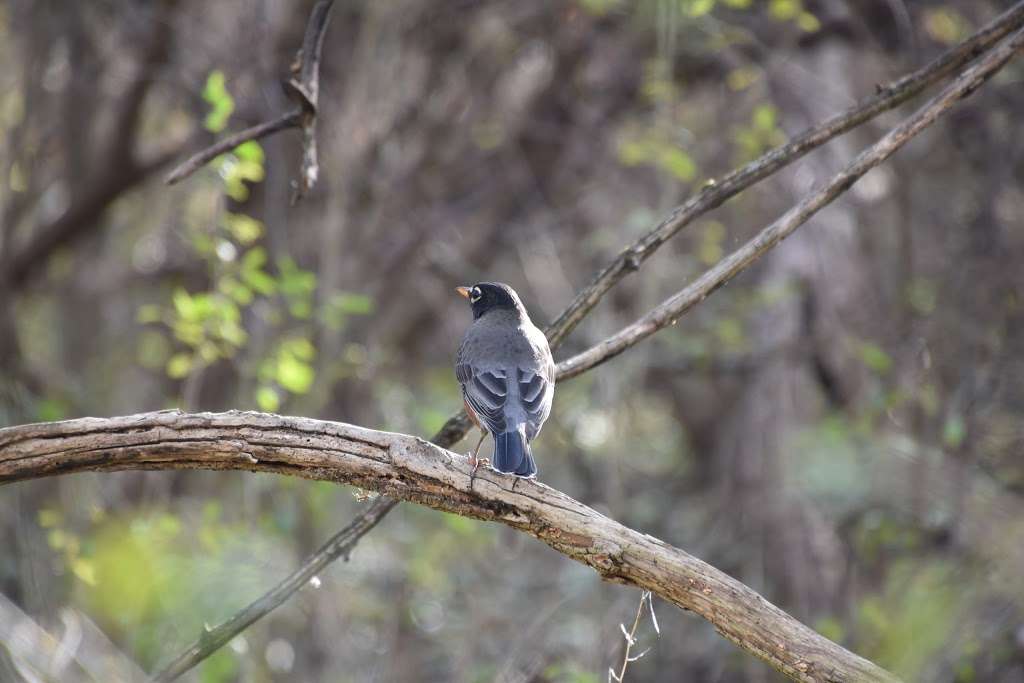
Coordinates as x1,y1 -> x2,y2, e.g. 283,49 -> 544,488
493,429 -> 537,477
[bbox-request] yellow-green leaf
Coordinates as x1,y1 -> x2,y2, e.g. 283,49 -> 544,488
257,386 -> 280,412
167,353 -> 193,379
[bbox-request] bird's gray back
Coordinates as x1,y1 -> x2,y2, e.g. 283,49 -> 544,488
457,310 -> 554,440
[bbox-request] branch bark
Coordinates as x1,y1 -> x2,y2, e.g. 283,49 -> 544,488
0,410 -> 899,683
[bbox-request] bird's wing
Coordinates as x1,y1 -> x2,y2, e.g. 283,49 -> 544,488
456,362 -> 509,435
517,364 -> 553,440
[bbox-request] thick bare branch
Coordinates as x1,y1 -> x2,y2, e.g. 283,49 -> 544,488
545,1 -> 1024,350
150,495 -> 396,683
556,25 -> 1024,382
0,410 -> 899,683
165,0 -> 336,199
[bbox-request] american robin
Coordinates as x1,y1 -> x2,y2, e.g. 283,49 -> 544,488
455,282 -> 555,478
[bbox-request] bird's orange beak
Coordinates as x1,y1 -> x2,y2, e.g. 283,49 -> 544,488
455,286 -> 472,299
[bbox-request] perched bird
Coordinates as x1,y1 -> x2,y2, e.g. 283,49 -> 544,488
455,282 -> 555,478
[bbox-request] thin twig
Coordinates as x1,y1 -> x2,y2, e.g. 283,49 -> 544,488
556,25 -> 1024,382
165,110 -> 301,185
164,0 -> 336,196
150,495 -> 396,682
545,0 -> 1024,350
609,591 -> 657,683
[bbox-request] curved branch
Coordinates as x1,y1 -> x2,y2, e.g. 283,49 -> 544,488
556,24 -> 1024,381
0,410 -> 898,683
545,0 -> 1024,349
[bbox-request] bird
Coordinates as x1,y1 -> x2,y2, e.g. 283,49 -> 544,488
455,282 -> 555,478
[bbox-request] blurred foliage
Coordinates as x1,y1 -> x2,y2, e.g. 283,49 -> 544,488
202,70 -> 235,134
2,0 -> 1024,681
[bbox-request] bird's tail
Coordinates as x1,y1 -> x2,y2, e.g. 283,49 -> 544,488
493,428 -> 537,478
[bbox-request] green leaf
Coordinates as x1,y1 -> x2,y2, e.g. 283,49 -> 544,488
218,276 -> 253,305
282,337 -> 316,361
241,246 -> 267,270
256,386 -> 280,412
616,138 -> 650,166
166,353 -> 193,379
172,288 -> 196,320
36,398 -> 67,422
684,0 -> 716,17
858,341 -> 892,374
200,648 -> 239,683
769,0 -> 799,21
277,355 -> 314,394
71,558 -> 98,586
136,304 -> 163,324
202,70 -> 235,133
797,11 -> 821,32
289,300 -> 312,319
222,212 -> 263,245
943,414 -> 966,449
658,147 -> 697,182
753,104 -> 777,131
233,140 -> 264,163
332,292 -> 374,315
38,509 -> 62,528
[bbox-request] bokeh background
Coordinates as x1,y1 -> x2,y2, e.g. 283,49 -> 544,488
2,1 -> 1024,681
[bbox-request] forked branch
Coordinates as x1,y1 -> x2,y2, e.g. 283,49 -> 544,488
165,0 -> 336,201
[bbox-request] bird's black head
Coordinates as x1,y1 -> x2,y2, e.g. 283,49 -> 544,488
456,282 -> 525,320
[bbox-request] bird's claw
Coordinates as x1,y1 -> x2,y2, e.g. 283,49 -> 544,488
468,454 -> 490,491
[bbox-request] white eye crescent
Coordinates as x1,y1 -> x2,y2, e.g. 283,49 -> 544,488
469,287 -> 481,303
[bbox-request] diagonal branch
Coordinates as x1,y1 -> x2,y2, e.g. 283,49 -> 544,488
544,0 -> 1024,349
556,25 -> 1024,381
149,495 -> 396,683
0,410 -> 900,683
164,110 -> 301,186
165,0 -> 336,200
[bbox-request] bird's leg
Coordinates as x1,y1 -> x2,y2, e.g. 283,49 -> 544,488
468,432 -> 489,490
467,432 -> 487,468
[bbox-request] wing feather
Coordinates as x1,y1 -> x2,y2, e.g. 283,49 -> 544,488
457,363 -> 508,434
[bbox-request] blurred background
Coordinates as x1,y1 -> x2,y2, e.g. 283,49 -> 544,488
2,0 -> 1024,681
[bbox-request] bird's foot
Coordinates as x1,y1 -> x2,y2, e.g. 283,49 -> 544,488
468,454 -> 490,490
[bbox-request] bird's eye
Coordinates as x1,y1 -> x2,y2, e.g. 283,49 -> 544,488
469,287 -> 481,303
